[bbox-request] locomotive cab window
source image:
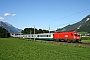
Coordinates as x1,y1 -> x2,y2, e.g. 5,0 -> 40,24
75,34 -> 77,36
75,34 -> 80,36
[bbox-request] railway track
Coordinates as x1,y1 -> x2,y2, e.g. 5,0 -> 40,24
36,40 -> 90,47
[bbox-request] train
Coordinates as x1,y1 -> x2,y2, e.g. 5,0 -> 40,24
12,31 -> 81,43
53,31 -> 81,43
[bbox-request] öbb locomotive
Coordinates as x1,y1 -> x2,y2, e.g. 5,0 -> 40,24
53,31 -> 81,43
12,31 -> 81,43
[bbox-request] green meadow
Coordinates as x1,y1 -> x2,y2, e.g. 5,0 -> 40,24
0,38 -> 90,60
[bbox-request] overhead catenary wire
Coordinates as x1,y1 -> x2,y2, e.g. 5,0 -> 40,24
42,8 -> 90,30
47,8 -> 90,24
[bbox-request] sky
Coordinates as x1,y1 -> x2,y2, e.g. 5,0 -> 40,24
0,0 -> 90,31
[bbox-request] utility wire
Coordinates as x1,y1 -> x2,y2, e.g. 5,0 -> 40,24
47,8 -> 90,24
44,8 -> 90,30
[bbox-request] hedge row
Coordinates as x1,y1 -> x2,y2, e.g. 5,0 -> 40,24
81,36 -> 90,40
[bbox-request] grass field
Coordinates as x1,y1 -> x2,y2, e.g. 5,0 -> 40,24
0,38 -> 90,60
81,40 -> 90,43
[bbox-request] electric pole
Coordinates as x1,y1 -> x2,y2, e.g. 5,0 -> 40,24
34,25 -> 35,41
49,25 -> 50,33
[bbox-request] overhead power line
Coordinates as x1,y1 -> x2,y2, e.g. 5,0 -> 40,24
50,8 -> 90,24
45,8 -> 90,30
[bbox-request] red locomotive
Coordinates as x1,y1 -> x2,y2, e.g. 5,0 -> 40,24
53,31 -> 81,43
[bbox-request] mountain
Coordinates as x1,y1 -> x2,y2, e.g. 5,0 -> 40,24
56,14 -> 90,33
0,21 -> 22,33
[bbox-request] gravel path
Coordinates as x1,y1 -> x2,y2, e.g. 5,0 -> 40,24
36,40 -> 90,47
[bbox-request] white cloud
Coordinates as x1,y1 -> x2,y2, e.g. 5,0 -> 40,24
12,14 -> 16,16
0,17 -> 4,20
4,13 -> 10,16
24,27 -> 30,28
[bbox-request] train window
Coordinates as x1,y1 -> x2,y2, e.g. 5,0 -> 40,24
48,35 -> 51,37
37,35 -> 39,37
28,35 -> 30,37
39,35 -> 49,37
39,35 -> 43,37
12,34 -> 14,35
43,35 -> 47,37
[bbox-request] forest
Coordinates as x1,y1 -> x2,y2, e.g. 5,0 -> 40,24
21,28 -> 50,34
0,27 -> 10,38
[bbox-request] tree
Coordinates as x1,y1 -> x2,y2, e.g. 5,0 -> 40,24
21,28 -> 37,34
0,27 -> 10,38
21,28 -> 50,34
42,29 -> 49,33
38,29 -> 43,33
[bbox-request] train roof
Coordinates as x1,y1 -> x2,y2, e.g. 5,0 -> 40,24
37,33 -> 54,35
55,31 -> 78,33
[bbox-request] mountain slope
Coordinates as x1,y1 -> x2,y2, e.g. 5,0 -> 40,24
56,14 -> 90,33
0,21 -> 22,33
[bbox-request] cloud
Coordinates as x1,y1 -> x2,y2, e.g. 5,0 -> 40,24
12,14 -> 16,16
4,13 -> 10,16
0,17 -> 4,20
24,27 -> 30,28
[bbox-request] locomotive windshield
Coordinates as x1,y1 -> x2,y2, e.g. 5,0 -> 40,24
75,33 -> 80,36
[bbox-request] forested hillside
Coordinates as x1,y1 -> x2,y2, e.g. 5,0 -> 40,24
0,27 -> 10,38
56,14 -> 90,33
0,21 -> 22,33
